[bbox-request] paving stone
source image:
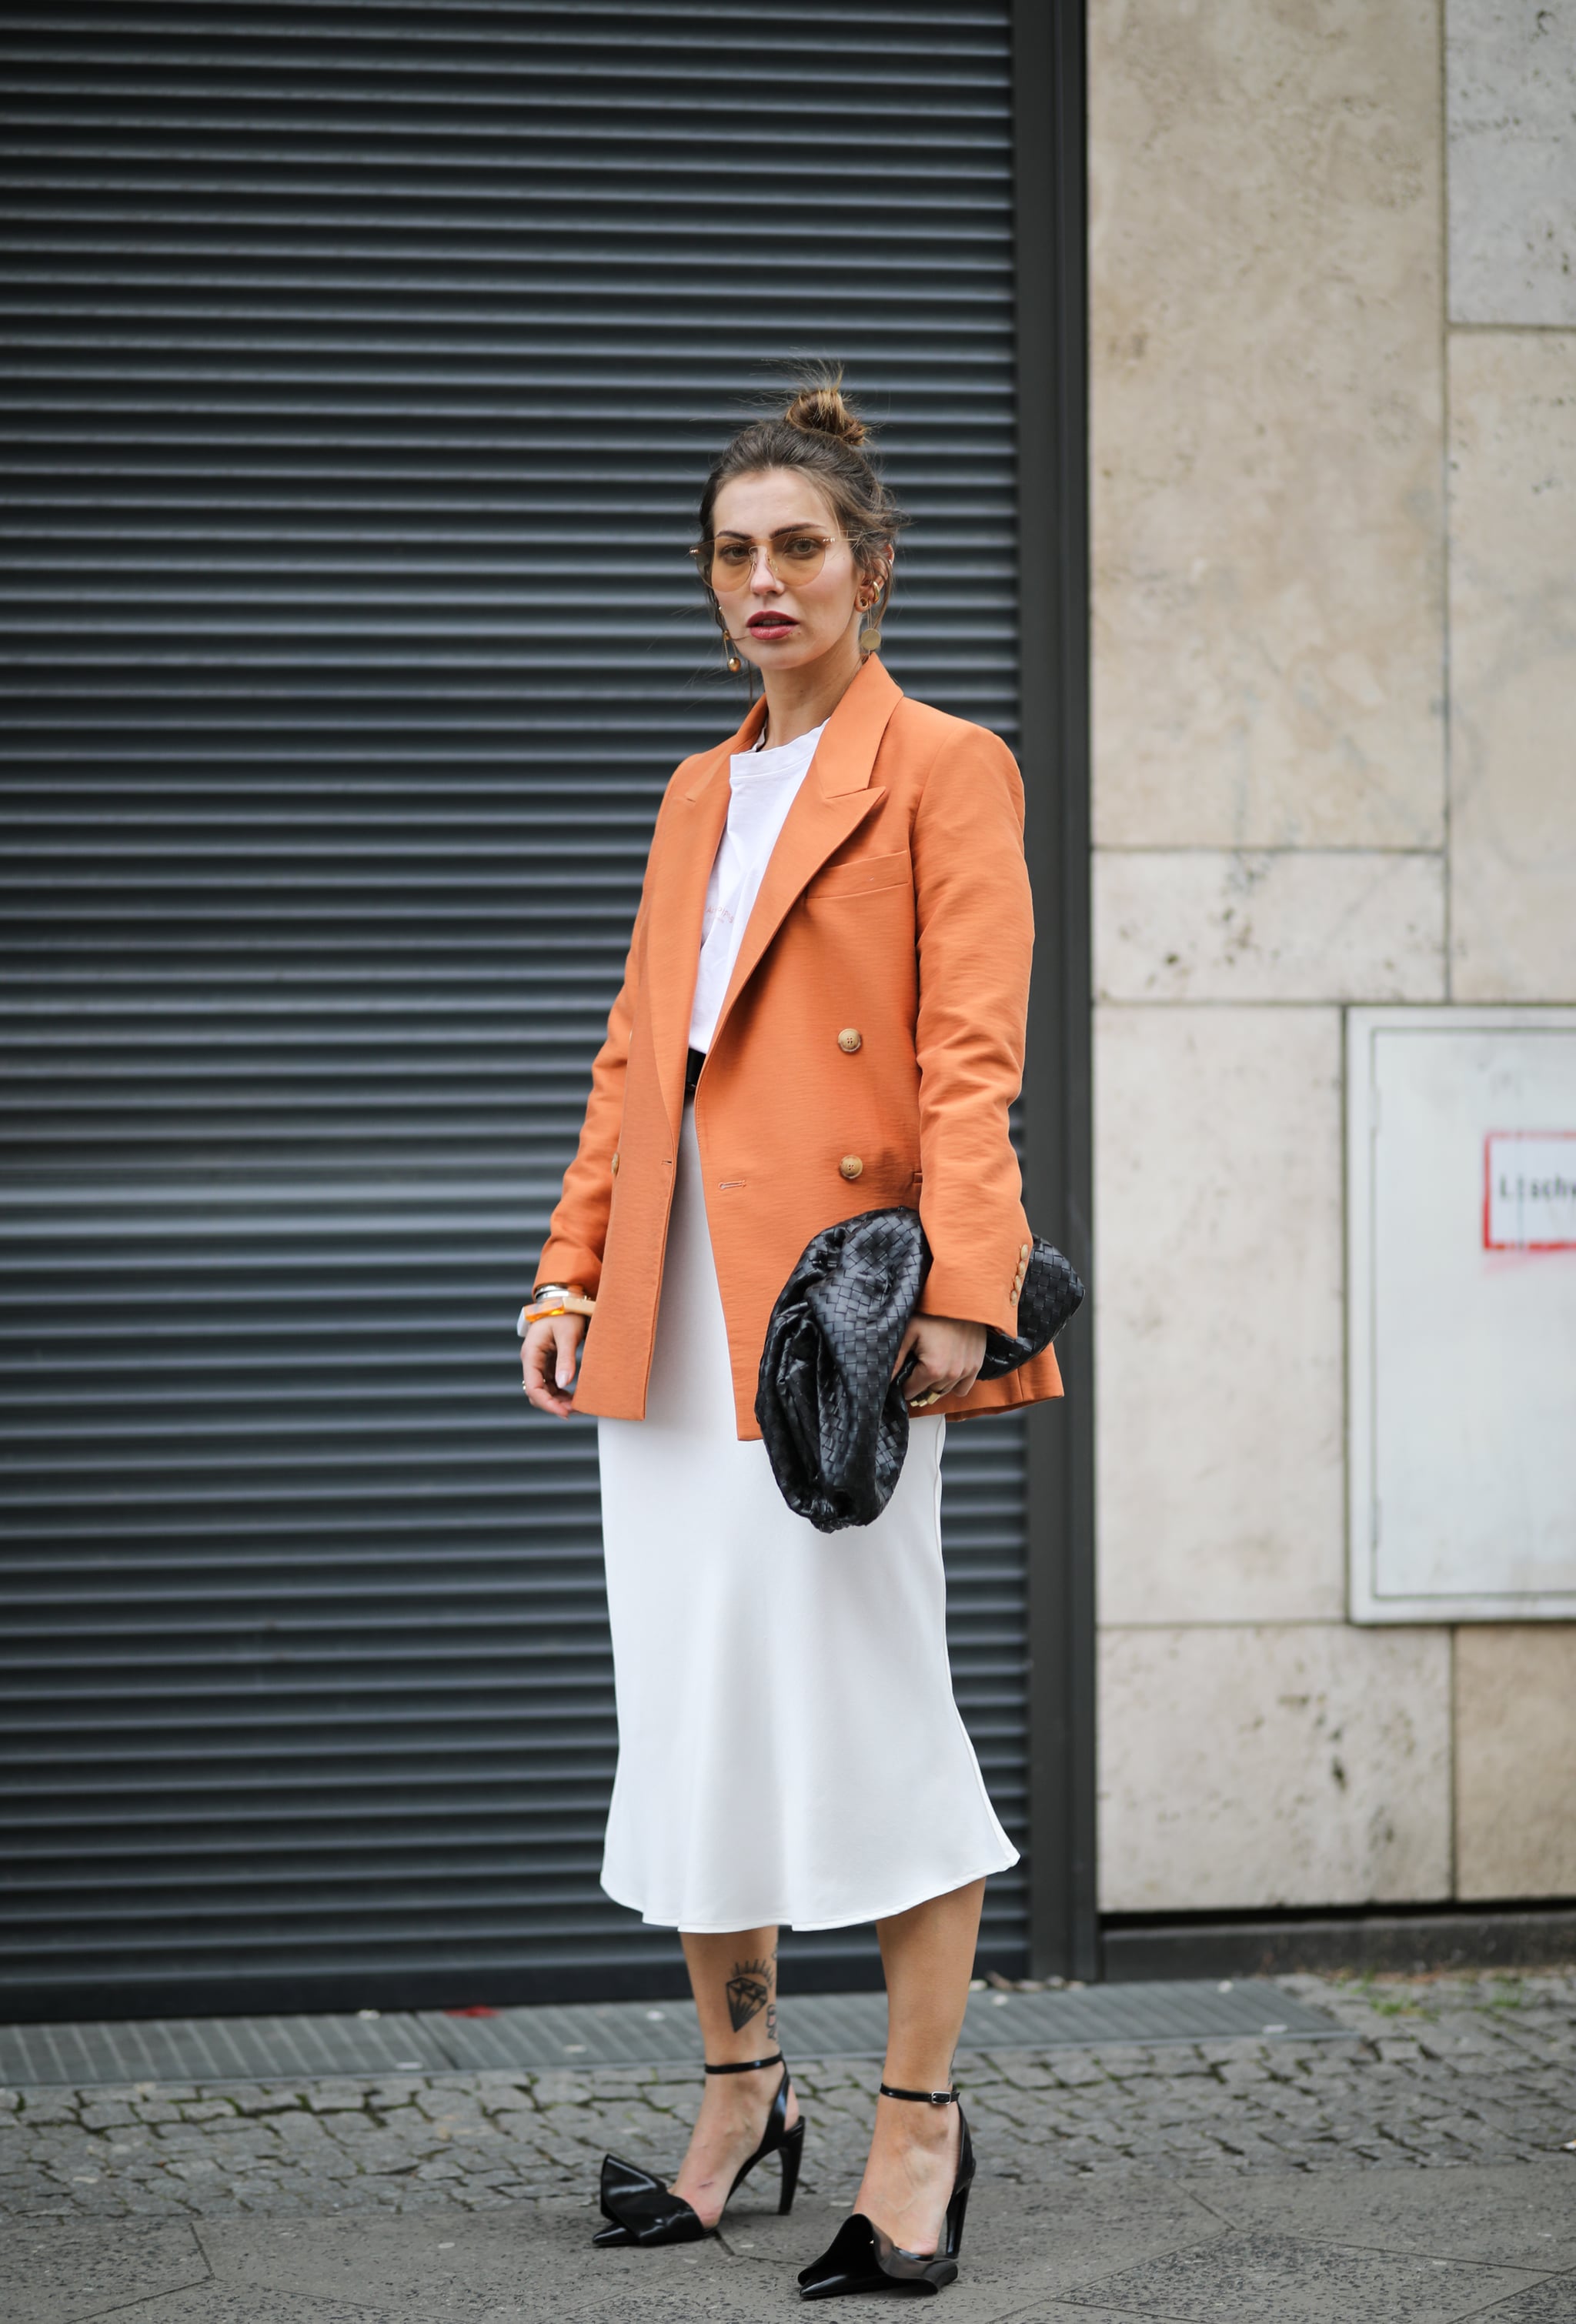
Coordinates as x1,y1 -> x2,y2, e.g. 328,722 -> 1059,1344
0,1971 -> 1573,2234
1051,2228 -> 1544,2322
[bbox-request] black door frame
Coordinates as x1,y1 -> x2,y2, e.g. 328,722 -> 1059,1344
1013,0 -> 1100,1982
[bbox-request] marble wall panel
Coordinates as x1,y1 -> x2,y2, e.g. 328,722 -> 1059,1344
1448,0 -> 1576,326
1090,0 -> 1446,849
1095,850 -> 1445,1003
1095,1007 -> 1344,1627
1456,1625 -> 1576,1898
1099,1622 -> 1453,1912
1449,331 -> 1576,1001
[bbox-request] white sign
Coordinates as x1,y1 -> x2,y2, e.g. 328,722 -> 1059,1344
1348,1009 -> 1576,1623
1484,1132 -> 1576,1250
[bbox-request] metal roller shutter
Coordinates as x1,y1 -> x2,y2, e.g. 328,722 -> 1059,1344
0,0 -> 1031,2014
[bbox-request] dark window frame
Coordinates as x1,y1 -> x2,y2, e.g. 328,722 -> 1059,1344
1013,0 -> 1100,1982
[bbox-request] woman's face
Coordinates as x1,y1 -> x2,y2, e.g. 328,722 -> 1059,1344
706,469 -> 886,677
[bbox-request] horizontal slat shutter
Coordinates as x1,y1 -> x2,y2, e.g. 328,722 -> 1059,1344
0,0 -> 1029,2013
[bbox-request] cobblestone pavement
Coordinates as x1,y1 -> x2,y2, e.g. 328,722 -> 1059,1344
2,1970 -> 1573,2228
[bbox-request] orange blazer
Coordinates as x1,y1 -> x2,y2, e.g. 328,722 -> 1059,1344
533,654 -> 1064,1439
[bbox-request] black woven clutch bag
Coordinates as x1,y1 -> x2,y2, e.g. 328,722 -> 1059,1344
755,1207 -> 1084,1534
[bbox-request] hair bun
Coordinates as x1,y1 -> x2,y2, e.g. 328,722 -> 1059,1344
784,383 -> 867,449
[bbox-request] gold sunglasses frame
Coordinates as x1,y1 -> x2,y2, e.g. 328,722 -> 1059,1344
689,527 -> 873,594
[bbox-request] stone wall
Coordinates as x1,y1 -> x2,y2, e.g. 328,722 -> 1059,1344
1088,0 -> 1576,1913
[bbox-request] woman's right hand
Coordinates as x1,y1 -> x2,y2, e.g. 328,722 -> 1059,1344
521,1313 -> 588,1417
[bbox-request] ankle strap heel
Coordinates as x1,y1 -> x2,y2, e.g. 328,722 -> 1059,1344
798,2082 -> 973,2297
594,2050 -> 802,2250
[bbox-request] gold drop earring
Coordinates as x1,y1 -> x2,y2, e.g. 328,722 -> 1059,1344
857,580 -> 885,657
710,589 -> 743,674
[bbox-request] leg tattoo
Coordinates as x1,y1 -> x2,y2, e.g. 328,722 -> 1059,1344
726,1952 -> 775,2034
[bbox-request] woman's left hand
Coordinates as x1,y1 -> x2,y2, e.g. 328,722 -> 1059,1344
891,1313 -> 988,1411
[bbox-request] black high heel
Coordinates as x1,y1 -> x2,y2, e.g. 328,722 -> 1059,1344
796,2080 -> 974,2299
593,2051 -> 805,2249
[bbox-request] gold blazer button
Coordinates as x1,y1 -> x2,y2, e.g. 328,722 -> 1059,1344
611,1153 -> 619,1177
837,1027 -> 863,1053
840,1154 -> 863,1180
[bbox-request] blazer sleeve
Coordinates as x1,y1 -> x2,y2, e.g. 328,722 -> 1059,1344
529,882 -> 649,1300
910,723 -> 1036,1336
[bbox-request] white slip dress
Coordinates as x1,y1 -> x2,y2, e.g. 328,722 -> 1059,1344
595,1090 -> 1020,1934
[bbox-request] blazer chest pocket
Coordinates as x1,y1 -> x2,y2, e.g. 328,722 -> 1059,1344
805,847 -> 912,903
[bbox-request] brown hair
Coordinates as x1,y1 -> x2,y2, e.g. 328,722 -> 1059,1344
696,373 -> 908,594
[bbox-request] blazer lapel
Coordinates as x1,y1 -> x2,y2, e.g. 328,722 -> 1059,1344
643,659 -> 904,1133
710,656 -> 903,1052
643,696 -> 763,1137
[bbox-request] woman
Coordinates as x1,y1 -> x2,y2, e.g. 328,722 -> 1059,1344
521,381 -> 1063,2299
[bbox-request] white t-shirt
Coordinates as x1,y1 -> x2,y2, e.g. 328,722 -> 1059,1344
686,719 -> 826,1053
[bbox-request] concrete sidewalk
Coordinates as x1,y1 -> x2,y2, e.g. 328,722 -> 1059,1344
3,1971 -> 1574,2322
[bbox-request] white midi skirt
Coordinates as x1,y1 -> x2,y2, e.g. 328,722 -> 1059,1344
596,1093 -> 1020,1933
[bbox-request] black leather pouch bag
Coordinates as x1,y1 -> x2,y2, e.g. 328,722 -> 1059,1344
755,1207 -> 1084,1534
